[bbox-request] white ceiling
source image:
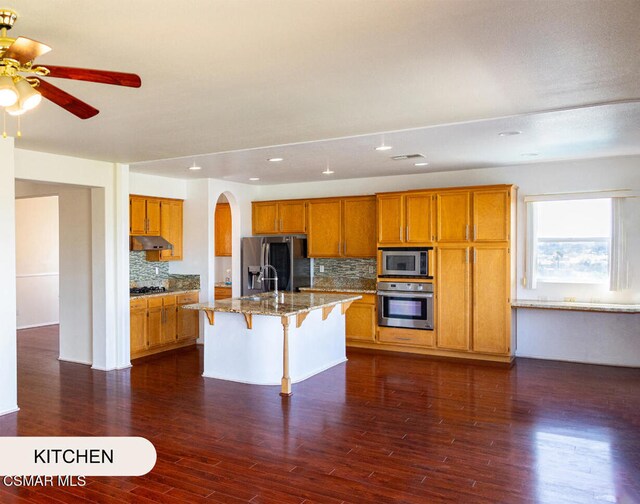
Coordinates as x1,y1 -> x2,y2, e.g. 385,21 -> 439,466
7,0 -> 640,183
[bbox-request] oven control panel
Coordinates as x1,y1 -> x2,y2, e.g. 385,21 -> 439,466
377,281 -> 433,293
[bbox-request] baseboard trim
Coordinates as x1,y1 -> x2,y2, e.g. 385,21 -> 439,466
58,357 -> 92,366
0,406 -> 20,417
18,322 -> 59,330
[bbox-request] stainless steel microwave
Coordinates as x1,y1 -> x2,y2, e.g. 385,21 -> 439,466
379,247 -> 432,278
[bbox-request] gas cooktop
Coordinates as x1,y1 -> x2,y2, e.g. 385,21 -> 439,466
130,286 -> 166,295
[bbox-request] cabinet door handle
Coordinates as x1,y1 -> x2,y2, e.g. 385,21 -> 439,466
465,225 -> 469,240
395,337 -> 411,341
405,226 -> 409,241
280,218 -> 283,231
473,225 -> 477,241
465,249 -> 469,263
473,249 -> 477,263
399,227 -> 402,241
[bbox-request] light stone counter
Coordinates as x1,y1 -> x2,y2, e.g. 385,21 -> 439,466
511,299 -> 640,314
184,292 -> 362,318
130,288 -> 199,299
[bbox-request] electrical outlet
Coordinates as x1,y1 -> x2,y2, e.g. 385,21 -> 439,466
563,297 -> 576,302
319,265 -> 325,273
155,267 -> 159,275
368,266 -> 375,274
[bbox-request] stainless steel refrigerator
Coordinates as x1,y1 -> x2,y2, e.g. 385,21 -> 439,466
241,236 -> 311,296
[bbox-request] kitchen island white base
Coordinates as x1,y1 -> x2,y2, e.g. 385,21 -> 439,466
202,306 -> 347,389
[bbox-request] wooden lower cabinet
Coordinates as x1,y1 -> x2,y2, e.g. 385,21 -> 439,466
177,292 -> 199,342
130,298 -> 147,355
305,290 -> 376,343
214,286 -> 232,300
345,294 -> 376,343
130,292 -> 200,360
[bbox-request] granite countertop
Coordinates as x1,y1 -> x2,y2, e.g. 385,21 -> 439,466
511,299 -> 640,314
184,291 -> 362,317
300,278 -> 377,294
214,282 -> 233,288
130,288 -> 200,299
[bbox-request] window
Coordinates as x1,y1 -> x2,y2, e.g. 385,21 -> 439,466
530,198 -> 611,284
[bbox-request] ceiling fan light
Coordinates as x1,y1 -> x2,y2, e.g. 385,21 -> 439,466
15,79 -> 42,111
6,103 -> 26,116
0,75 -> 18,107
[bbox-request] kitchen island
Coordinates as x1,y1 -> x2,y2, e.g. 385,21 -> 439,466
184,292 -> 361,396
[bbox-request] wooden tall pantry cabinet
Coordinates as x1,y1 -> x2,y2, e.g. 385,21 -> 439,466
435,186 -> 516,360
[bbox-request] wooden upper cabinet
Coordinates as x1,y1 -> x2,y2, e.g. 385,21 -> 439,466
130,195 -> 170,239
307,196 -> 376,258
436,191 -> 470,242
472,189 -> 510,242
215,203 -> 232,257
130,197 -> 147,235
252,201 -> 306,235
472,246 -> 510,354
405,192 -> 433,244
377,192 -> 434,246
278,200 -> 306,234
307,199 -> 342,257
377,194 -> 404,246
343,197 -> 376,257
145,199 -> 161,236
145,199 -> 183,262
436,245 -> 471,351
252,202 -> 278,234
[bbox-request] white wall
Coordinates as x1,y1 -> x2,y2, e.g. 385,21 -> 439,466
15,196 -> 59,329
0,138 -> 18,416
14,149 -> 129,372
255,155 -> 640,366
15,182 -> 94,365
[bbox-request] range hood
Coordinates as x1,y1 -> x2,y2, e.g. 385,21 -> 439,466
130,235 -> 173,251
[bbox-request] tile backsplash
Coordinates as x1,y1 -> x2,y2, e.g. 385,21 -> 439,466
130,252 -> 200,290
313,258 -> 376,280
130,251 -> 169,287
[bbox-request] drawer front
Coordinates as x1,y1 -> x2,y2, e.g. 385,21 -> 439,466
378,326 -> 435,347
130,298 -> 147,310
147,297 -> 163,308
215,287 -> 232,300
162,295 -> 177,307
177,292 -> 199,305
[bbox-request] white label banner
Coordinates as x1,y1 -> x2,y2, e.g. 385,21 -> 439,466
0,437 -> 157,476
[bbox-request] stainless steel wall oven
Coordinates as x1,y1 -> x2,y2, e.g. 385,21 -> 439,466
377,281 -> 434,330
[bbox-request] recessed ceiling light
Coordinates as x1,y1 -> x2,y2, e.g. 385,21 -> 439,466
414,162 -> 429,166
268,157 -> 283,162
498,131 -> 521,137
188,162 -> 201,171
249,177 -> 260,181
375,145 -> 392,151
521,152 -> 539,157
322,168 -> 334,175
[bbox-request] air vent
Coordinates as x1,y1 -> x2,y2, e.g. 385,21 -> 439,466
391,154 -> 425,161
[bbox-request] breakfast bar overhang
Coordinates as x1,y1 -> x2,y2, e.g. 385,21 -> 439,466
185,292 -> 361,396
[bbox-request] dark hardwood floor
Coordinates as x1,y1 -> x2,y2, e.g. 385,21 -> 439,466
1,325 -> 639,503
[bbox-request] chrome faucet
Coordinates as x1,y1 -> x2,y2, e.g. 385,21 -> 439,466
258,264 -> 279,298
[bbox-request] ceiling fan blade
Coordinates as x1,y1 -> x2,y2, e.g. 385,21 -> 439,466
43,65 -> 142,88
2,36 -> 52,64
34,78 -> 99,119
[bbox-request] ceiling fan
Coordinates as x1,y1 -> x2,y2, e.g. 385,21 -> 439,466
0,8 -> 141,122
